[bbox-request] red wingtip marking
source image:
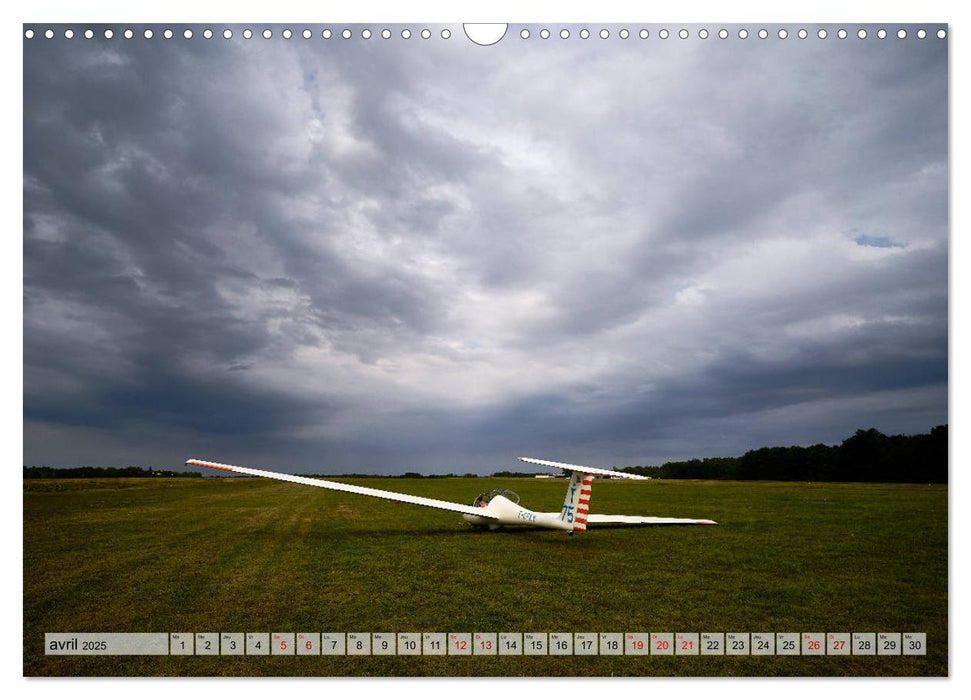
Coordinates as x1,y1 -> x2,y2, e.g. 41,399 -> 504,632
190,460 -> 234,472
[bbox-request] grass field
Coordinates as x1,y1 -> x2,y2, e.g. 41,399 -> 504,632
23,476 -> 947,676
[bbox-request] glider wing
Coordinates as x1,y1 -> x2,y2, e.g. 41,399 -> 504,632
585,514 -> 717,525
518,456 -> 650,480
186,458 -> 499,519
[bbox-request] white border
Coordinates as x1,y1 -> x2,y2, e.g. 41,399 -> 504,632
7,1 -> 963,699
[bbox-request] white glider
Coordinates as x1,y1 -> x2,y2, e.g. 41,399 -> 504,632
186,457 -> 716,533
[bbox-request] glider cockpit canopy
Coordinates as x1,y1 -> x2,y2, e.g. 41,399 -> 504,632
472,488 -> 520,508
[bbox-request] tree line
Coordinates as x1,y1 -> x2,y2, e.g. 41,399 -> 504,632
620,425 -> 947,483
22,466 -> 202,479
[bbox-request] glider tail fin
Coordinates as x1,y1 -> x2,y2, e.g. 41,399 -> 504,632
561,471 -> 594,532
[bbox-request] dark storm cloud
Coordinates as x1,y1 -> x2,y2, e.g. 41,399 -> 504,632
23,25 -> 947,472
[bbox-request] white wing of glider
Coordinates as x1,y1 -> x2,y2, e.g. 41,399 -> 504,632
534,513 -> 717,526
586,514 -> 717,526
518,456 -> 650,480
186,459 -> 499,519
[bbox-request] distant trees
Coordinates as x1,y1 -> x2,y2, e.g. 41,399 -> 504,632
836,425 -> 947,483
736,443 -> 839,481
22,466 -> 202,478
621,425 -> 947,484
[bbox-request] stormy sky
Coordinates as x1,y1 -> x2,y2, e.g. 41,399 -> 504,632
23,24 -> 948,474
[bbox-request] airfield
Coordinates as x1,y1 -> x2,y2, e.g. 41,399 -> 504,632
23,475 -> 947,676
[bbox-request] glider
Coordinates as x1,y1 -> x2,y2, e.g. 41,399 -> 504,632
186,457 -> 717,533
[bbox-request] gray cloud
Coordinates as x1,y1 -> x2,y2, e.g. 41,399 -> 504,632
23,25 -> 947,473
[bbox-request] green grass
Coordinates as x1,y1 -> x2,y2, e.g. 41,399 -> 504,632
23,477 -> 947,676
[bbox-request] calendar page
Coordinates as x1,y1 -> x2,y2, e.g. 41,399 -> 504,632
23,18 -> 948,679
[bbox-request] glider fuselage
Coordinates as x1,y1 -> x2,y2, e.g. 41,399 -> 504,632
461,494 -> 570,531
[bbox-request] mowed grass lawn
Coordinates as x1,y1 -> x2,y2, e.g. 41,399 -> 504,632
24,476 -> 946,676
